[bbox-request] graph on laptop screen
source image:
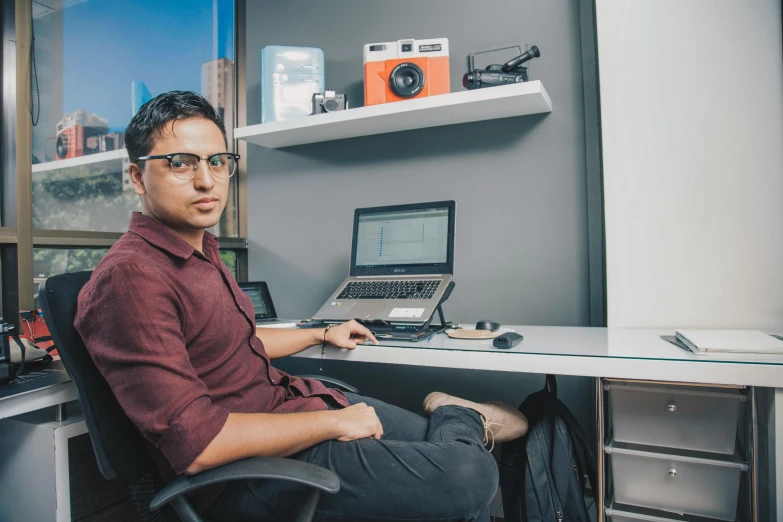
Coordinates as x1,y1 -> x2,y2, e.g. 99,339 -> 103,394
244,288 -> 269,315
354,207 -> 449,268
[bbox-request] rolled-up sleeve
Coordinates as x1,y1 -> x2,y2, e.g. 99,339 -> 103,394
75,262 -> 229,474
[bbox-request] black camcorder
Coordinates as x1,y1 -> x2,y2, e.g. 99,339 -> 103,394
463,45 -> 540,90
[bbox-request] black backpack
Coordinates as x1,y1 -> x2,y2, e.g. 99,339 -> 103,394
500,375 -> 598,522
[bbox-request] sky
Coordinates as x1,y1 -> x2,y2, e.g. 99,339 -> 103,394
57,0 -> 234,131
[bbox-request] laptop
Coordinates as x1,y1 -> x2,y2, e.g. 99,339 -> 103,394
237,281 -> 296,328
313,201 -> 456,326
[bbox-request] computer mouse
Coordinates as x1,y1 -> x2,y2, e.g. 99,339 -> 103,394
475,320 -> 501,332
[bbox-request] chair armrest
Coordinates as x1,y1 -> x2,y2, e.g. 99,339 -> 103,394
297,374 -> 358,394
150,456 -> 340,511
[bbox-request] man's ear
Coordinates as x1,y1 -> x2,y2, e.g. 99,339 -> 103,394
129,163 -> 146,196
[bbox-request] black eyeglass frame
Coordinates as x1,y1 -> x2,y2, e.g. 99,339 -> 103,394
135,152 -> 241,179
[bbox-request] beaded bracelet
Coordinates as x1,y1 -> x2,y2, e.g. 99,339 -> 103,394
321,324 -> 335,371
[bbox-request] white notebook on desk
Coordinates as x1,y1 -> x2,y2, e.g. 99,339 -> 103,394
675,329 -> 783,355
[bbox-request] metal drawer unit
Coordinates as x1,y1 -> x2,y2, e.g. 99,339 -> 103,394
606,382 -> 745,454
605,443 -> 747,520
597,379 -> 757,522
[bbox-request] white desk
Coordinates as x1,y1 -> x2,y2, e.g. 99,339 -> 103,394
292,326 -> 783,388
0,360 -> 76,421
9,328 -> 783,415
3,327 -> 782,520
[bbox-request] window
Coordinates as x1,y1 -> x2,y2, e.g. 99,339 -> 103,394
220,250 -> 238,279
31,0 -> 237,236
31,248 -> 239,304
32,247 -> 109,305
2,1 -> 246,315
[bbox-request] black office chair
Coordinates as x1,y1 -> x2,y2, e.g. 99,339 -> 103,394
39,271 -> 355,522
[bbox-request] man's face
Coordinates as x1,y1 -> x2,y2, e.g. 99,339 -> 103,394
130,117 -> 229,235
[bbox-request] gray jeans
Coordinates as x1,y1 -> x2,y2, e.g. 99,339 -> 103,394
205,392 -> 498,521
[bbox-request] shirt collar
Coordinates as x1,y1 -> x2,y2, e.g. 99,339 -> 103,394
127,212 -> 219,260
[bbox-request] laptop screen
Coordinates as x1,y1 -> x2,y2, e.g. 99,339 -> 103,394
245,288 -> 269,315
237,282 -> 277,320
350,201 -> 455,276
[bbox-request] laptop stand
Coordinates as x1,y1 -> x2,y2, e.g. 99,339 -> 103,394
365,281 -> 456,342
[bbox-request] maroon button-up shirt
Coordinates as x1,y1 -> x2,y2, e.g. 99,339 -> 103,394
75,213 -> 348,499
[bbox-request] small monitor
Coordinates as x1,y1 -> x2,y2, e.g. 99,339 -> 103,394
350,201 -> 455,276
237,282 -> 277,320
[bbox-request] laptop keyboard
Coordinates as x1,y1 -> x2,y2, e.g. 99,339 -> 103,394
337,280 -> 440,300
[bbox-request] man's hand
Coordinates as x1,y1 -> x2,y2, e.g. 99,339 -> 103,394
332,403 -> 383,441
325,320 -> 379,349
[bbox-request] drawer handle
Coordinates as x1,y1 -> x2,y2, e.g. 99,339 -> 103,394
668,468 -> 677,477
667,403 -> 677,412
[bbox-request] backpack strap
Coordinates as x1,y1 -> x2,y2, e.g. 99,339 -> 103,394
554,399 -> 598,496
545,374 -> 557,396
499,438 -> 526,522
525,408 -> 564,521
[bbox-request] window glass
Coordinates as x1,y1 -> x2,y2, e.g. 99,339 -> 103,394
33,247 -> 109,303
220,250 -> 238,279
33,247 -> 239,304
31,0 -> 237,235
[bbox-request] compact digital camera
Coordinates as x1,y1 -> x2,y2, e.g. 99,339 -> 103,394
363,38 -> 450,106
98,132 -> 125,153
312,90 -> 348,114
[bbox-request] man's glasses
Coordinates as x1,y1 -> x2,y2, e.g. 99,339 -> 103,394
136,152 -> 240,180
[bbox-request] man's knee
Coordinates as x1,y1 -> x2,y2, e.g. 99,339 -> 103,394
438,446 -> 498,517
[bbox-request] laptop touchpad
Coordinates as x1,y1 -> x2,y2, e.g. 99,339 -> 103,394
355,302 -> 386,320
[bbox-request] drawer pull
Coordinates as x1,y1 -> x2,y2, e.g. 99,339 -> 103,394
668,468 -> 677,477
667,403 -> 677,412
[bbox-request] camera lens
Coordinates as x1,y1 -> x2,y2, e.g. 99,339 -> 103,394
389,62 -> 425,98
323,99 -> 339,112
401,43 -> 412,52
56,133 -> 70,159
463,71 -> 478,90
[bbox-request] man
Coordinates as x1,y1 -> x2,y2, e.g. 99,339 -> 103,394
75,91 -> 527,522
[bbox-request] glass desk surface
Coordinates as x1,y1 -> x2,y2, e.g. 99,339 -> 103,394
366,326 -> 783,366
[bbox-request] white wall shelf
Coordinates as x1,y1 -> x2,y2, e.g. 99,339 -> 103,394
235,81 -> 552,149
32,149 -> 128,181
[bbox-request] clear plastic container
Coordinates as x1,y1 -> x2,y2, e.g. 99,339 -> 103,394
605,502 -> 735,521
606,508 -> 680,521
605,442 -> 747,521
261,45 -> 325,123
606,505 -> 695,521
607,382 -> 744,454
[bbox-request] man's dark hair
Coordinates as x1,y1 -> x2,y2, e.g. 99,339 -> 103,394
125,90 -> 227,164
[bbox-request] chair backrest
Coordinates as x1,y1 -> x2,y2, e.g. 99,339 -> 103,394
39,271 -> 156,482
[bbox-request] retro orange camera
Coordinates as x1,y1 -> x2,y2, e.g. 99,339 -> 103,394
55,110 -> 108,160
363,38 -> 450,106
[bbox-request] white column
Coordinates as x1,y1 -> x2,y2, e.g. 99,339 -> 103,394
596,0 -> 783,329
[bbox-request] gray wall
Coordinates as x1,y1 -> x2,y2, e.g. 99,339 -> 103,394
245,0 -> 592,327
244,0 -> 596,430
